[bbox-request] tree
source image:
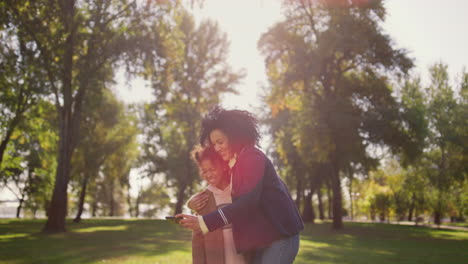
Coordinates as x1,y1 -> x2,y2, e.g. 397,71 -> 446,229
0,5 -> 47,170
352,65 -> 467,224
266,110 -> 305,209
259,0 -> 416,229
0,100 -> 57,218
71,90 -> 139,222
3,0 -> 176,232
422,63 -> 467,225
140,11 -> 243,214
136,180 -> 171,218
372,192 -> 391,222
264,108 -> 328,222
100,114 -> 139,217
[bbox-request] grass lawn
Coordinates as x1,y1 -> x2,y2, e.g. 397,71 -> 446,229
0,219 -> 467,264
434,222 -> 468,228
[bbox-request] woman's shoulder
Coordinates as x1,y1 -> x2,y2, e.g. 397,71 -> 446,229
239,146 -> 265,157
235,146 -> 267,167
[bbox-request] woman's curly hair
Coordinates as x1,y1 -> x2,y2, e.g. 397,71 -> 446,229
200,106 -> 260,153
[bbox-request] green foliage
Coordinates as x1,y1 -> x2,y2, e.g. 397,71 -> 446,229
139,10 -> 243,214
0,100 -> 57,216
416,63 -> 467,223
71,89 -> 140,218
21,102 -> 58,216
259,0 -> 416,228
357,63 -> 467,222
137,181 -> 171,218
0,3 -> 49,172
398,76 -> 429,165
2,0 -> 183,231
99,117 -> 140,217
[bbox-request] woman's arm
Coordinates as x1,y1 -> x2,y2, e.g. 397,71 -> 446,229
202,148 -> 265,232
178,148 -> 266,233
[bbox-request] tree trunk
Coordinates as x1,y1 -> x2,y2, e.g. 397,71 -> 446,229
42,0 -> 76,233
325,177 -> 333,219
109,180 -> 115,217
0,118 -> 19,167
408,193 -> 415,221
317,187 -> 325,220
434,205 -> 442,225
16,167 -> 31,218
43,132 -> 73,232
348,177 -> 354,220
408,205 -> 414,222
379,212 -> 385,222
135,192 -> 141,218
302,191 -> 315,223
88,183 -> 98,217
16,198 -> 24,218
91,199 -> 98,217
370,204 -> 376,221
434,146 -> 446,226
126,186 -> 133,217
330,156 -> 343,229
174,183 -> 187,215
295,176 -> 303,210
73,172 -> 90,223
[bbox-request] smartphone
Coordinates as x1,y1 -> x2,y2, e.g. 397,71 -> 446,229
165,216 -> 183,224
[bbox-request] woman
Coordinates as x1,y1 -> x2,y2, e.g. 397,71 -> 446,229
178,106 -> 303,264
189,145 -> 247,264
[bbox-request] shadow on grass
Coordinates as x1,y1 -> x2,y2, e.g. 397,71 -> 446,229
0,219 -> 192,264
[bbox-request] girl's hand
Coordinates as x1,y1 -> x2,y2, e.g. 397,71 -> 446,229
176,214 -> 202,233
187,191 -> 209,211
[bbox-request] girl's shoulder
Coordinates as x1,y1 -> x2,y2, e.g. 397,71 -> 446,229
203,188 -> 214,196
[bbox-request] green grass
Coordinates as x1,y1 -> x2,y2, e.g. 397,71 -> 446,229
0,219 -> 467,264
295,222 -> 467,264
432,222 -> 468,228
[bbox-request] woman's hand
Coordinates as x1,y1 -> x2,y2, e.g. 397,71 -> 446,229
176,214 -> 202,233
187,191 -> 209,211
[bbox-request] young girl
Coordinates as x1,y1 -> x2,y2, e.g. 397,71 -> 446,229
189,145 -> 247,264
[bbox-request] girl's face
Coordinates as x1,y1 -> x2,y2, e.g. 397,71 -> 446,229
199,159 -> 224,188
209,129 -> 233,161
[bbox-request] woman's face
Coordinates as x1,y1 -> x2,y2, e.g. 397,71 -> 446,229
199,159 -> 224,188
209,129 -> 233,161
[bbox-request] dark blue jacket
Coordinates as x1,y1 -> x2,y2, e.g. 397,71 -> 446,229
203,146 -> 304,253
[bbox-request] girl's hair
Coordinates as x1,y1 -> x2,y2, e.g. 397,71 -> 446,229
191,145 -> 229,177
199,106 -> 260,153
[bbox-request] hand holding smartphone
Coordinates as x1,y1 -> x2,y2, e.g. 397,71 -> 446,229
165,216 -> 183,224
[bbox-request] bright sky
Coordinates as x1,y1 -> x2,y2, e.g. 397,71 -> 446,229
383,0 -> 468,85
116,0 -> 468,108
2,0 -> 467,202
